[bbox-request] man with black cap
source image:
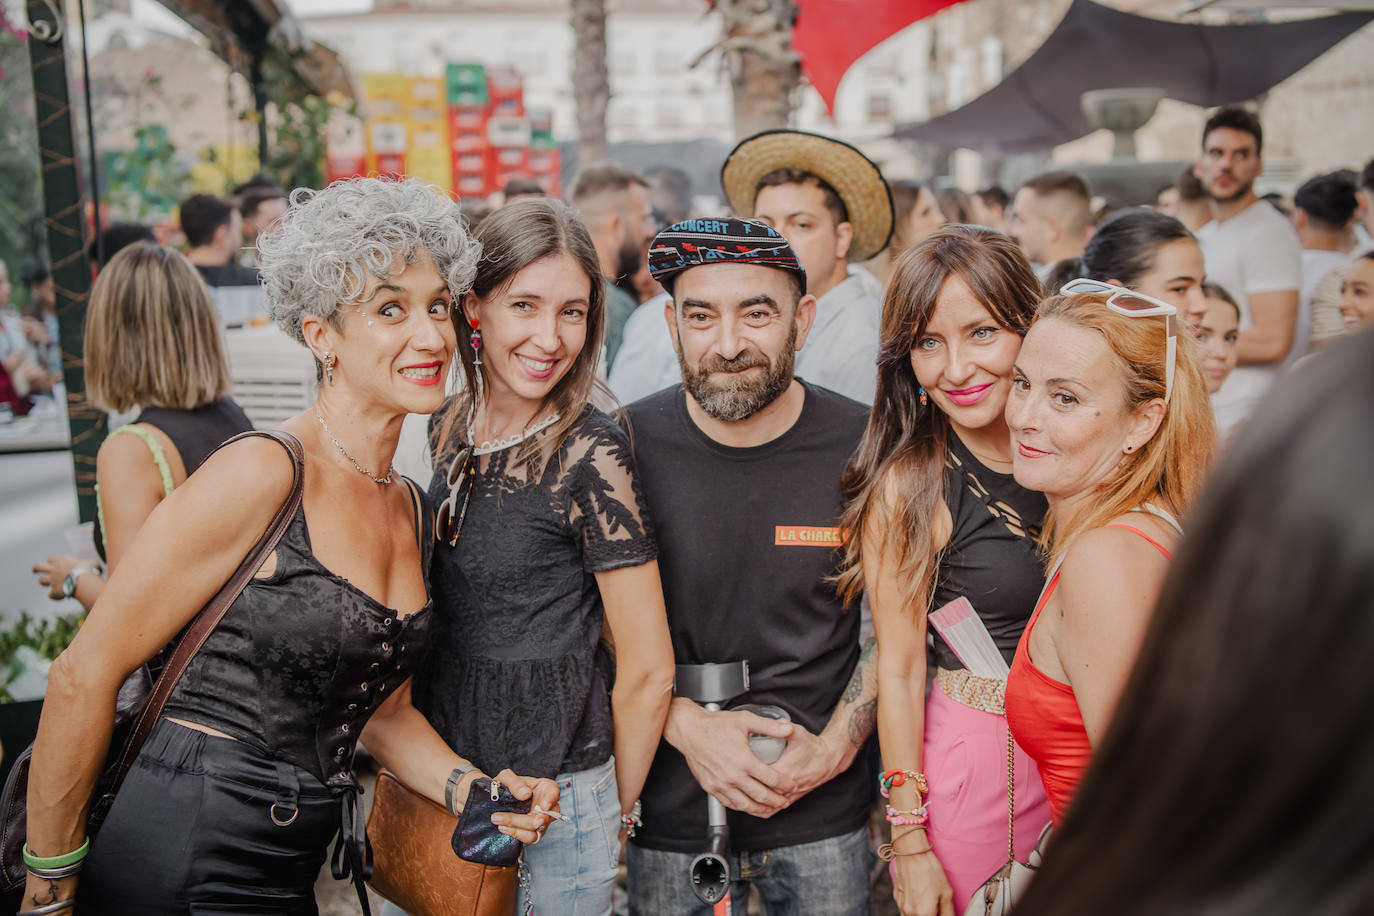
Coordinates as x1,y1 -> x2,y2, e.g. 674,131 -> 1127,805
719,129 -> 893,404
623,217 -> 877,915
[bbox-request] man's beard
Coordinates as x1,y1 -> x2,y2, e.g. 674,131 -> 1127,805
677,322 -> 797,422
615,230 -> 643,281
1206,173 -> 1254,203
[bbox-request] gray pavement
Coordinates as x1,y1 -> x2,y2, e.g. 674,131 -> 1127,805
0,449 -> 86,628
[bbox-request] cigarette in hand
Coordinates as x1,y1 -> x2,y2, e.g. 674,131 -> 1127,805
533,806 -> 570,822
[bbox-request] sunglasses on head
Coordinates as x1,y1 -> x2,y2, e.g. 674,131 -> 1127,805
1059,278 -> 1177,405
434,445 -> 475,547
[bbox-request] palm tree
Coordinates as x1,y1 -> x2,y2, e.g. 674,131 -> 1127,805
711,0 -> 800,139
571,0 -> 610,164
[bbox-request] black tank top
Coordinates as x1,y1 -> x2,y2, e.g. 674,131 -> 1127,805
931,434 -> 1048,670
165,480 -> 433,790
136,398 -> 253,471
93,398 -> 253,562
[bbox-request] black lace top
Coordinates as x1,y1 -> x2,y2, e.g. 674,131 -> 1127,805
415,405 -> 658,777
165,480 -> 433,790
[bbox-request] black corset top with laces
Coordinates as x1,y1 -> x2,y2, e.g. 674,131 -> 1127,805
416,404 -> 657,778
165,482 -> 433,789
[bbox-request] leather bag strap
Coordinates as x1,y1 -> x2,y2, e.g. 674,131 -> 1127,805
105,429 -> 306,796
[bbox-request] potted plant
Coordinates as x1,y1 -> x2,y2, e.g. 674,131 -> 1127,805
0,611 -> 83,787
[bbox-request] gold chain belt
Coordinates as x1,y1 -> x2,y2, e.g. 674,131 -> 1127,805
936,667 -> 1006,716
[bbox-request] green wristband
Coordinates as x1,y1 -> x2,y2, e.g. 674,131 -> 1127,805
22,837 -> 90,869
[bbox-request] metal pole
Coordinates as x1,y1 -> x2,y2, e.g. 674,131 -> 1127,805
76,0 -> 102,267
26,0 -> 104,523
252,54 -> 269,171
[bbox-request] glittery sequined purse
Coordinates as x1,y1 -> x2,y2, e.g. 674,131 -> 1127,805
366,770 -> 519,916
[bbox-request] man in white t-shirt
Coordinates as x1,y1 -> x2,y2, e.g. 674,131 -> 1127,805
1291,172 -> 1361,357
1193,106 -> 1301,433
1307,159 -> 1374,351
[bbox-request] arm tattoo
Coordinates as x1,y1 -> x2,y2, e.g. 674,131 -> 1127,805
847,697 -> 878,747
33,877 -> 60,905
841,637 -> 876,704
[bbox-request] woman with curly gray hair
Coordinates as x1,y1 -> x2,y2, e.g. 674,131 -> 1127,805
20,178 -> 558,915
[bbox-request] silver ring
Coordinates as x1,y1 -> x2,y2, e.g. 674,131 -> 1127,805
270,802 -> 299,826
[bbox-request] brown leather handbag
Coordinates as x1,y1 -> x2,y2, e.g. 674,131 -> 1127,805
366,770 -> 519,916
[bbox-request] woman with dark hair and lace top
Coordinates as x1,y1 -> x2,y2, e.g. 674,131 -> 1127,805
407,197 -> 674,916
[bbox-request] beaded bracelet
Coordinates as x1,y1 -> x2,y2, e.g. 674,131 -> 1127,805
620,799 -> 643,837
884,803 -> 930,826
879,768 -> 929,800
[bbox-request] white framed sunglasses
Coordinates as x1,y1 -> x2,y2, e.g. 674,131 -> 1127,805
1059,278 -> 1177,405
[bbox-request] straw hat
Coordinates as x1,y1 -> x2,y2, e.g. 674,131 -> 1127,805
720,130 -> 895,263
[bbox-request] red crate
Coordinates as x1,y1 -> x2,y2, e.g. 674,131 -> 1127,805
454,172 -> 488,197
448,105 -> 487,132
452,128 -> 487,152
528,148 -> 560,175
452,150 -> 487,173
326,154 -> 366,184
490,95 -> 524,118
376,153 -> 405,179
491,146 -> 528,169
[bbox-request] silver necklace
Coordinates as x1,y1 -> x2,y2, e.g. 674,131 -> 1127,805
471,411 -> 562,455
314,409 -> 396,484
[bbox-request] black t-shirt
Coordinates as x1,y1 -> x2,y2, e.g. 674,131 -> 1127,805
625,382 -> 871,853
195,262 -> 261,287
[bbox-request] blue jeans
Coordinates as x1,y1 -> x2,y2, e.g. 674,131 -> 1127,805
380,755 -> 620,916
626,826 -> 873,916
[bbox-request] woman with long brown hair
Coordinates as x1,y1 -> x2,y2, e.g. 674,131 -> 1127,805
837,225 -> 1051,915
1004,283 -> 1216,826
413,197 -> 674,916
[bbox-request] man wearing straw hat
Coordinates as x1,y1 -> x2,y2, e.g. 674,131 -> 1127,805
719,129 -> 894,405
623,217 -> 877,915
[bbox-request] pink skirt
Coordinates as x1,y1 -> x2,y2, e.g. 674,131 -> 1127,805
919,682 -> 1051,910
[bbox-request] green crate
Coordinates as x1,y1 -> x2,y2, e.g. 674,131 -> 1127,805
446,63 -> 488,105
530,130 -> 557,149
449,86 -> 489,107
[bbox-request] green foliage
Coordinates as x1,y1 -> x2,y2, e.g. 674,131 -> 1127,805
255,54 -> 356,193
97,69 -> 192,222
0,611 -> 85,703
103,123 -> 188,220
0,22 -> 47,300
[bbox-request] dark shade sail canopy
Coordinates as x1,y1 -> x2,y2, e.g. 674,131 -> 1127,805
157,0 -> 355,101
897,0 -> 1372,152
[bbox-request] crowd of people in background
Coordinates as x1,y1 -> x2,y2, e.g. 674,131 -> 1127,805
10,100 -> 1374,916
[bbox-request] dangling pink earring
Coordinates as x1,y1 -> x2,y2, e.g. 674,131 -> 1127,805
919,386 -> 928,407
469,317 -> 483,366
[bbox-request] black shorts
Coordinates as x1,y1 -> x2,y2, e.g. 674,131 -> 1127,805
78,719 -> 341,915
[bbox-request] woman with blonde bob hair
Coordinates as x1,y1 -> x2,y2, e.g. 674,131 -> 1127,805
1004,282 -> 1216,828
31,242 -> 252,611
838,225 -> 1052,915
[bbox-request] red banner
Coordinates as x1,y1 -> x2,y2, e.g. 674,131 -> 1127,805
794,0 -> 969,114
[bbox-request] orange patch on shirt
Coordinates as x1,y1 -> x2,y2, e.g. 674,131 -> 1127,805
774,525 -> 843,547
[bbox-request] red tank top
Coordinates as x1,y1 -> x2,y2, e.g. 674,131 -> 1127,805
1005,524 -> 1173,825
